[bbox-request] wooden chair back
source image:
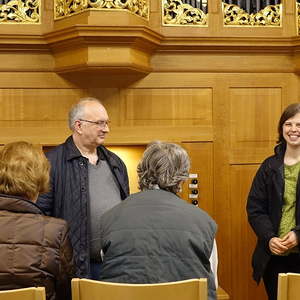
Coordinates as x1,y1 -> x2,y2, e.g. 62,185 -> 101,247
278,272 -> 300,300
0,287 -> 46,300
72,278 -> 208,300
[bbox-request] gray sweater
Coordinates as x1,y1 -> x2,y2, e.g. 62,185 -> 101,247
99,189 -> 217,300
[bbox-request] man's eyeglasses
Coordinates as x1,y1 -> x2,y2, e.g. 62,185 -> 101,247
79,119 -> 110,128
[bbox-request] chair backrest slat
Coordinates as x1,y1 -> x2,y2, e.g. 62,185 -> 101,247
72,278 -> 208,300
0,287 -> 46,300
278,273 -> 300,300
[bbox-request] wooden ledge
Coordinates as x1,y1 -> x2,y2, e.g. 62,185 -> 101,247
45,25 -> 162,78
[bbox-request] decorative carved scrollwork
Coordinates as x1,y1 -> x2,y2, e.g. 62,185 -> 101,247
163,0 -> 207,26
223,2 -> 281,26
55,0 -> 149,20
0,0 -> 40,23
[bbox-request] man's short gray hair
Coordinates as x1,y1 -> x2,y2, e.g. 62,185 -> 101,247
68,97 -> 103,131
137,141 -> 190,194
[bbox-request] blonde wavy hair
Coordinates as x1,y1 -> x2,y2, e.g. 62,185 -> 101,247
0,141 -> 50,200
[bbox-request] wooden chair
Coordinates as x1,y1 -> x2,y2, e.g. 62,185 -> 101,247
0,287 -> 46,300
277,273 -> 300,300
72,278 -> 208,300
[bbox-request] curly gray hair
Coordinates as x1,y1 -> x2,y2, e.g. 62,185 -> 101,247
68,97 -> 103,131
137,141 -> 190,194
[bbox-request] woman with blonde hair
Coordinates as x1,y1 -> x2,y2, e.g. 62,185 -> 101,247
0,141 -> 74,300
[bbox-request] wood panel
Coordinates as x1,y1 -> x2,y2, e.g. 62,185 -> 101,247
181,142 -> 214,218
151,53 -> 294,73
229,87 -> 282,164
98,87 -> 214,143
0,89 -> 83,121
0,73 -> 78,89
213,78 -> 232,298
0,88 -> 86,144
106,145 -> 146,194
121,88 -> 212,126
230,164 -> 267,300
0,53 -> 54,72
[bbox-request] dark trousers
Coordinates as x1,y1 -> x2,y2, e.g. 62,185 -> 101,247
263,254 -> 300,300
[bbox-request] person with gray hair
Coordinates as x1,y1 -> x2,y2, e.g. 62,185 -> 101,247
37,97 -> 129,279
98,141 -> 218,300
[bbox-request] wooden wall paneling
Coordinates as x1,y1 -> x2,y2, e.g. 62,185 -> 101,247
121,88 -> 212,126
227,73 -> 299,164
229,87 -> 282,164
0,73 -> 79,89
280,74 -> 300,110
0,88 -> 82,123
0,53 -> 54,72
151,52 -> 294,74
181,142 -> 214,218
128,73 -> 218,89
230,164 -> 267,300
111,87 -> 213,143
104,126 -> 212,145
0,88 -> 86,144
213,78 -> 232,297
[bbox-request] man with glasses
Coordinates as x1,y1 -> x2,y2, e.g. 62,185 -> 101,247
37,97 -> 129,279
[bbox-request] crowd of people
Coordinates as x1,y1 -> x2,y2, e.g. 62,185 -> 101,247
0,97 -> 299,300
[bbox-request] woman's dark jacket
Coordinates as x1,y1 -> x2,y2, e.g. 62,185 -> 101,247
99,189 -> 217,300
0,194 -> 74,300
37,136 -> 129,277
246,143 -> 300,283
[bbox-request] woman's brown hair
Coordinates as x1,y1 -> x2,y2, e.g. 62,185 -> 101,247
0,141 -> 49,200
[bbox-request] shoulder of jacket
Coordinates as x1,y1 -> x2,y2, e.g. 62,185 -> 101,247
261,154 -> 280,170
43,215 -> 68,228
45,143 -> 64,159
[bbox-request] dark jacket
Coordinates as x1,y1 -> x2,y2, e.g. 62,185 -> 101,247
247,143 -> 300,283
37,136 -> 129,278
99,189 -> 217,300
0,194 -> 74,300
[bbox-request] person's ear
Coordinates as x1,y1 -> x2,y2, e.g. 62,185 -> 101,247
74,120 -> 83,134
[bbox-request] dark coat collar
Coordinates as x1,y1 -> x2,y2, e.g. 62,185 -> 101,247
64,135 -> 106,161
0,194 -> 44,215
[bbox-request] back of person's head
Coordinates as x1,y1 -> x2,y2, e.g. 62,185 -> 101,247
137,141 -> 190,194
0,141 -> 49,201
68,97 -> 103,131
277,102 -> 300,144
